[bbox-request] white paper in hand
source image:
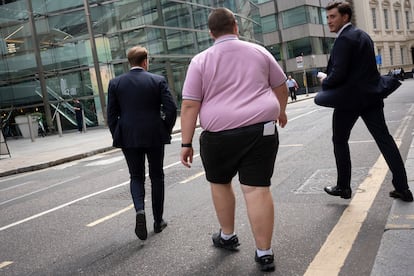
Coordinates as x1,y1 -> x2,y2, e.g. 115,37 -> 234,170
317,72 -> 327,79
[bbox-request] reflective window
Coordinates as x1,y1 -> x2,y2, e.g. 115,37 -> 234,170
282,6 -> 307,28
282,6 -> 323,29
261,14 -> 278,33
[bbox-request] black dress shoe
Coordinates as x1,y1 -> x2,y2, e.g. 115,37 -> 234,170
324,185 -> 352,199
389,189 -> 413,202
154,220 -> 167,233
135,210 -> 147,240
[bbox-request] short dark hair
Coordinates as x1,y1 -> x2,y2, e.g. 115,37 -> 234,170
326,1 -> 352,21
127,46 -> 148,66
208,8 -> 236,38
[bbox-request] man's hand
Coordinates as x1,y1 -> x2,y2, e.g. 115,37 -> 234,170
277,112 -> 287,128
180,147 -> 194,168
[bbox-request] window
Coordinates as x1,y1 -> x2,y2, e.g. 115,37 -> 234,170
266,44 -> 282,60
282,6 -> 307,28
390,47 -> 394,65
372,8 -> 377,29
261,14 -> 278,33
384,9 -> 389,29
308,6 -> 320,24
286,37 -> 326,59
395,9 -> 400,29
400,47 -> 404,64
406,11 -> 410,30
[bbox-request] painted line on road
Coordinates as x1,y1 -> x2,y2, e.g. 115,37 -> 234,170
279,144 -> 303,147
86,204 -> 134,227
0,157 -> 190,232
180,171 -> 205,184
85,156 -> 125,166
0,181 -> 34,192
86,157 -> 202,226
304,153 -> 390,275
0,176 -> 81,206
0,261 -> 13,269
304,105 -> 413,276
289,109 -> 323,122
0,181 -> 129,232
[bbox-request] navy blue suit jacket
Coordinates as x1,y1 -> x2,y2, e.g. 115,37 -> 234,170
319,25 -> 383,110
107,68 -> 177,148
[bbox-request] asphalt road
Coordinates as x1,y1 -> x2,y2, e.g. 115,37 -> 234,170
1,85 -> 413,275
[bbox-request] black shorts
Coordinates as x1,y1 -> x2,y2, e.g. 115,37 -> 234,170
199,122 -> 279,186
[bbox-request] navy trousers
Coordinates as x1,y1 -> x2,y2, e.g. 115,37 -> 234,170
122,145 -> 165,223
332,105 -> 408,192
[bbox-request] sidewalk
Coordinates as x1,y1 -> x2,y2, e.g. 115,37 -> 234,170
0,92 -> 412,274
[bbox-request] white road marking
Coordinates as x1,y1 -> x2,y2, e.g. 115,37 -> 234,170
85,156 -> 124,166
304,104 -> 413,276
304,154 -> 390,275
0,261 -> 13,269
86,204 -> 134,227
180,171 -> 205,184
279,144 -> 303,147
289,109 -> 323,122
0,176 -> 80,206
0,181 -> 129,232
0,156 -> 191,231
0,181 -> 34,192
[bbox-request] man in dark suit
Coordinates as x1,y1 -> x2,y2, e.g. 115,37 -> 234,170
107,46 -> 177,240
320,1 -> 412,202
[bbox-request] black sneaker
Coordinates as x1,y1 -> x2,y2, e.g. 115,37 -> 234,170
255,251 -> 275,272
212,230 -> 240,251
135,210 -> 147,240
389,189 -> 413,202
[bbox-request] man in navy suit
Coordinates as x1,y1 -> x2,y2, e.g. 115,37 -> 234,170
320,1 -> 412,202
107,46 -> 177,240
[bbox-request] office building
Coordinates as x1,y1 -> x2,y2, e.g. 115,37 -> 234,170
256,0 -> 414,93
0,0 -> 261,134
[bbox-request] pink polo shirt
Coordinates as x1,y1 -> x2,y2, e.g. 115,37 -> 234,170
182,35 -> 286,132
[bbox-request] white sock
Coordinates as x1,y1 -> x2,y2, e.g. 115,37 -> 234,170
256,248 -> 273,257
220,231 -> 235,240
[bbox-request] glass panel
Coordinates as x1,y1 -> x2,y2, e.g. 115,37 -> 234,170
261,14 -> 278,33
282,6 -> 306,29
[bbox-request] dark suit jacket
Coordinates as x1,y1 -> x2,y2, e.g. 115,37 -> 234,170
107,68 -> 177,148
319,24 -> 383,110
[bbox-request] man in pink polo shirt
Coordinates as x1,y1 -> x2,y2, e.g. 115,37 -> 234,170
180,7 -> 288,272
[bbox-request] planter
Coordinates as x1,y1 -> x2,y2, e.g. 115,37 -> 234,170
14,115 -> 39,138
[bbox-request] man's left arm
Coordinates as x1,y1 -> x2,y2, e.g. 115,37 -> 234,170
159,78 -> 177,134
272,83 -> 288,128
322,36 -> 353,89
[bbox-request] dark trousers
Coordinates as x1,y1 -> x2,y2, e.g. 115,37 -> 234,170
332,106 -> 408,192
289,87 -> 297,100
76,114 -> 83,132
122,145 -> 165,223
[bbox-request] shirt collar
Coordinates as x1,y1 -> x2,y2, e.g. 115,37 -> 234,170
336,22 -> 352,37
130,66 -> 143,70
214,34 -> 239,45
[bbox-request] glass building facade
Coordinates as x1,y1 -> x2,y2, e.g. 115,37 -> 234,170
0,0 -> 262,135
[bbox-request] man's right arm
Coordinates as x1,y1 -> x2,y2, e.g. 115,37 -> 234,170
180,99 -> 201,168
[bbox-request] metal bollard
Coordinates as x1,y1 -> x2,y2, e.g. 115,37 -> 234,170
27,115 -> 35,142
82,109 -> 87,133
56,112 -> 63,137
